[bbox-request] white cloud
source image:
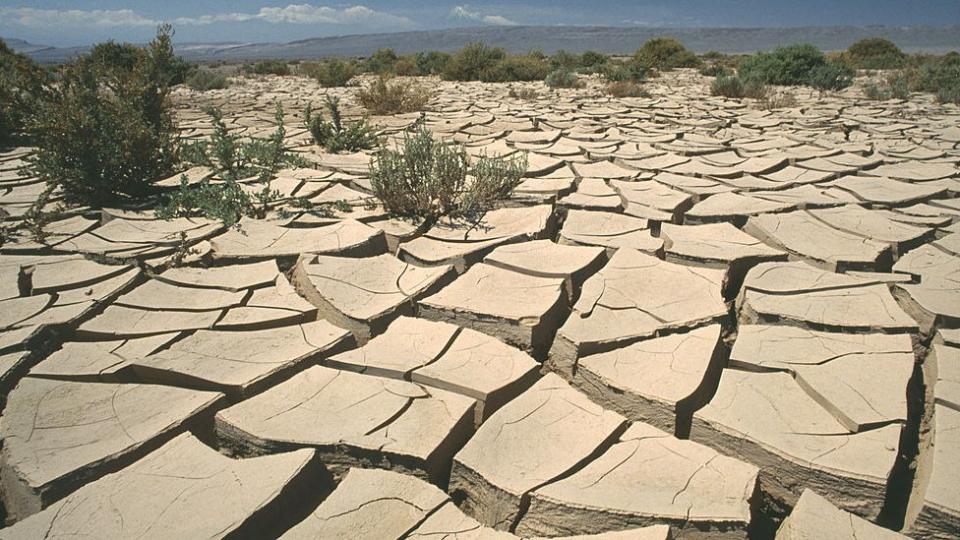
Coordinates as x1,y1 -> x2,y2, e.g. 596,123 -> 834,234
0,7 -> 159,28
0,4 -> 413,29
451,5 -> 518,26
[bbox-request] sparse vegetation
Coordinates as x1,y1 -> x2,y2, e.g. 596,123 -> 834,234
545,69 -> 584,89
865,72 -> 911,100
845,38 -> 906,70
605,81 -> 649,98
158,103 -> 302,225
248,60 -> 290,76
299,59 -> 357,87
699,64 -> 730,77
711,74 -> 745,97
508,86 -> 539,100
305,96 -> 380,153
739,43 -> 853,91
413,51 -> 452,76
365,48 -> 400,74
599,59 -> 647,83
634,37 -> 701,70
442,43 -> 507,81
186,69 -> 229,91
370,126 -> 526,224
480,53 -> 550,83
902,53 -> 960,104
357,76 -> 432,115
0,38 -> 48,145
27,25 -> 180,204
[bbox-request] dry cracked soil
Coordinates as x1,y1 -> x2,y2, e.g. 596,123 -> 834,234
0,69 -> 958,539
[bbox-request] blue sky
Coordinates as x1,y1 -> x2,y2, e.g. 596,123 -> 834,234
1,1 -> 958,47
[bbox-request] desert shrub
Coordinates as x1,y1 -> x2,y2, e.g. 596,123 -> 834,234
634,37 -> 700,70
600,59 -> 647,83
357,76 -> 432,115
413,51 -> 451,75
480,54 -> 550,82
300,59 -> 356,87
549,50 -> 580,72
699,64 -> 729,77
508,86 -> 539,99
249,60 -> 290,76
304,96 -> 379,153
807,61 -> 855,91
442,43 -> 506,81
711,74 -> 745,97
866,73 -> 910,100
186,69 -> 229,91
845,38 -> 905,69
579,50 -> 609,71
760,91 -> 797,109
370,126 -> 526,224
27,26 -> 179,204
744,78 -> 770,99
903,53 -> 960,102
605,81 -> 649,98
365,48 -> 399,74
159,103 -> 302,224
0,39 -> 48,145
738,44 -> 827,86
545,69 -> 583,89
393,57 -> 416,76
89,41 -> 143,73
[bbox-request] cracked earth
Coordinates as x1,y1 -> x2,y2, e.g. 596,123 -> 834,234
0,69 -> 958,539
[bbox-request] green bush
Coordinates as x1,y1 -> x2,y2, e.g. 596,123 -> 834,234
807,61 -> 855,91
545,69 -> 584,89
738,44 -> 827,86
904,53 -> 960,102
634,37 -> 701,70
605,81 -> 649,98
89,41 -> 143,73
186,69 -> 229,91
699,64 -> 729,77
442,43 -> 506,81
600,59 -> 647,83
305,96 -> 380,153
846,38 -> 905,69
159,103 -> 303,225
549,50 -> 580,72
370,126 -> 526,223
579,50 -> 609,70
27,26 -> 179,204
249,60 -> 290,76
365,48 -> 399,74
300,59 -> 356,87
711,74 -> 745,97
480,54 -> 550,82
0,38 -> 48,145
393,57 -> 416,76
413,51 -> 451,76
357,76 -> 432,115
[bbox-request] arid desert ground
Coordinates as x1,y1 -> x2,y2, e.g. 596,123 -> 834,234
0,67 -> 959,539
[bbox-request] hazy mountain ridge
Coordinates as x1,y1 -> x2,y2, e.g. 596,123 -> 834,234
7,24 -> 960,64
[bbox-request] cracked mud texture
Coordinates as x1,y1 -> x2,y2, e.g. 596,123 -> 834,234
1,67 -> 959,538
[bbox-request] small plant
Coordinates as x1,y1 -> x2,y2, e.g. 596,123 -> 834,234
605,81 -> 649,98
508,86 -> 539,99
357,76 -> 432,115
710,74 -> 745,97
545,69 -> 583,89
370,126 -> 526,225
305,96 -> 380,153
248,60 -> 290,76
634,37 -> 701,70
759,91 -> 797,110
442,43 -> 507,81
864,72 -> 911,100
743,78 -> 769,99
299,59 -> 356,87
186,69 -> 229,91
699,64 -> 729,77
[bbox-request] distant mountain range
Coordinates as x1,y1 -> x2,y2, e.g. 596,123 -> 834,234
7,25 -> 960,64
